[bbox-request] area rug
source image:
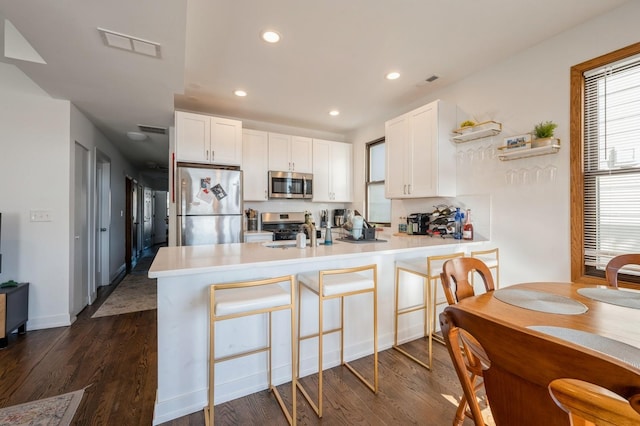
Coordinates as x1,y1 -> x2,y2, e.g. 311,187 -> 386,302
0,388 -> 85,425
92,274 -> 156,318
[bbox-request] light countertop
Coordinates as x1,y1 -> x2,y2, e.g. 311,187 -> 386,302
149,233 -> 486,278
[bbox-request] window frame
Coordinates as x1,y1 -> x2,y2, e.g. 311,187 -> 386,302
365,137 -> 391,226
570,41 -> 640,286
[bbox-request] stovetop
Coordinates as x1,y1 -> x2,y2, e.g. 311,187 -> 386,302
261,212 -> 305,241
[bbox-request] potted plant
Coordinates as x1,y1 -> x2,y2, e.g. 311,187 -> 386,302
532,121 -> 558,148
458,120 -> 476,134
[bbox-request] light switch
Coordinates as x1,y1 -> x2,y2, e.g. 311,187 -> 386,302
30,209 -> 52,222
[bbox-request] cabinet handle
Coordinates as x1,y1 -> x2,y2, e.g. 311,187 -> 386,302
292,162 -> 295,170
211,150 -> 214,161
408,184 -> 411,194
264,190 -> 267,200
403,184 -> 407,194
206,150 -> 209,160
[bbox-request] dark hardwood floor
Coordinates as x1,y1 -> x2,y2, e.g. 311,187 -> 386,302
0,246 -> 488,425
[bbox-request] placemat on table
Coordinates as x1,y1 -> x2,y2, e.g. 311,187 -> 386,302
577,287 -> 640,310
528,325 -> 640,369
493,288 -> 588,315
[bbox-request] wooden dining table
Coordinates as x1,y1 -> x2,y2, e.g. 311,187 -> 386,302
441,282 -> 640,426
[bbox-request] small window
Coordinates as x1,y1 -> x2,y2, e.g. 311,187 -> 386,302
366,138 -> 391,225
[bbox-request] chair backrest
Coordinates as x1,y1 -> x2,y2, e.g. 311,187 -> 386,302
549,378 -> 640,426
605,254 -> 640,288
440,310 -> 491,426
440,257 -> 495,305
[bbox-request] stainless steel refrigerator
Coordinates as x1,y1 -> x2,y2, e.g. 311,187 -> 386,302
176,163 -> 243,245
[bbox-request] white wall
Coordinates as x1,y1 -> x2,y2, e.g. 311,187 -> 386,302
0,62 -> 139,330
70,105 -> 137,284
347,1 -> 640,287
0,63 -> 73,328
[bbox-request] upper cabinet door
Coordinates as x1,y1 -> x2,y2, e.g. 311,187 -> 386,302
211,117 -> 242,166
268,133 -> 292,171
175,111 -> 211,163
385,114 -> 409,198
290,136 -> 313,173
175,111 -> 242,166
330,141 -> 352,202
312,139 -> 352,202
384,99 -> 456,199
242,129 -> 269,201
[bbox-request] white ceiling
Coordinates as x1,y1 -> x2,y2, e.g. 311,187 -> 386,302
0,0 -> 629,175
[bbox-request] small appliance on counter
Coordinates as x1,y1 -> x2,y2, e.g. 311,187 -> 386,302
407,213 -> 430,235
333,209 -> 346,228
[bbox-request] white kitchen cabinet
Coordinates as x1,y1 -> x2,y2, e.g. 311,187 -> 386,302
175,111 -> 242,166
242,129 -> 269,201
385,100 -> 456,198
312,139 -> 352,202
268,133 -> 312,173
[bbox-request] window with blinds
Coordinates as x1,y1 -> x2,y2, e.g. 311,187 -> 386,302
583,54 -> 640,278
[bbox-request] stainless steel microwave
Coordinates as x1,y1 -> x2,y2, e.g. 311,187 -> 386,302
268,171 -> 313,199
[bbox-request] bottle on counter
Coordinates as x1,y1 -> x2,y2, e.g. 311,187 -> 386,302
324,223 -> 333,245
463,209 -> 474,240
454,208 -> 463,240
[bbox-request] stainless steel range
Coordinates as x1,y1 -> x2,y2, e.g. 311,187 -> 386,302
261,212 -> 306,241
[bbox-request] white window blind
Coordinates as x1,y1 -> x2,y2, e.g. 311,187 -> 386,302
583,54 -> 640,276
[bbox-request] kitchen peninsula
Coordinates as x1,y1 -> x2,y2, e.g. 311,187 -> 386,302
149,234 -> 490,424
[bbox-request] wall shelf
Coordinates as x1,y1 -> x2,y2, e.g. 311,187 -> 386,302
451,120 -> 502,143
498,143 -> 561,161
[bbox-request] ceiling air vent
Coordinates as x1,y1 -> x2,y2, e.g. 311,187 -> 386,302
138,124 -> 167,135
425,75 -> 439,83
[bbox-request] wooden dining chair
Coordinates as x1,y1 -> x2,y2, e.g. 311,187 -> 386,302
440,310 -> 491,426
440,257 -> 495,425
549,378 -> 640,426
605,253 -> 640,288
440,257 -> 495,305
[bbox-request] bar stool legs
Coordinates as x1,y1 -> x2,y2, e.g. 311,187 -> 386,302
296,264 -> 378,418
393,252 -> 465,369
205,275 -> 297,426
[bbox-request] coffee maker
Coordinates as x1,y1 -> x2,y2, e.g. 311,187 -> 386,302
407,213 -> 430,235
333,209 -> 346,228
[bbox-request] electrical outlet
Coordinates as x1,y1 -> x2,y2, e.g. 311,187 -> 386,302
30,209 -> 52,222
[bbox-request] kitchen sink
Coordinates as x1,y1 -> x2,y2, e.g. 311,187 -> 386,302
262,241 -> 338,248
262,241 -> 299,248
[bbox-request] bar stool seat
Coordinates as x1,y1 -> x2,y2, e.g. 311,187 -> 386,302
393,252 -> 464,370
471,248 -> 500,289
214,284 -> 291,316
206,275 -> 297,426
297,264 -> 378,418
297,271 -> 374,296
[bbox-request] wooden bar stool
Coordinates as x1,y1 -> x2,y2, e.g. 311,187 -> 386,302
393,252 -> 464,369
471,248 -> 499,289
296,264 -> 378,418
206,275 -> 297,426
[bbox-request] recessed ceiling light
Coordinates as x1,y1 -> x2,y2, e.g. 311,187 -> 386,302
386,71 -> 400,80
329,110 -> 340,117
126,131 -> 147,141
261,30 -> 281,43
234,90 -> 247,97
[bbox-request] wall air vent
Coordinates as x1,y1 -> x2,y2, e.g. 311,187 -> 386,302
138,124 -> 167,135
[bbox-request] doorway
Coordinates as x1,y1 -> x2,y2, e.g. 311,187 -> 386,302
95,150 -> 111,296
125,177 -> 139,273
153,191 -> 169,245
72,143 -> 89,317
